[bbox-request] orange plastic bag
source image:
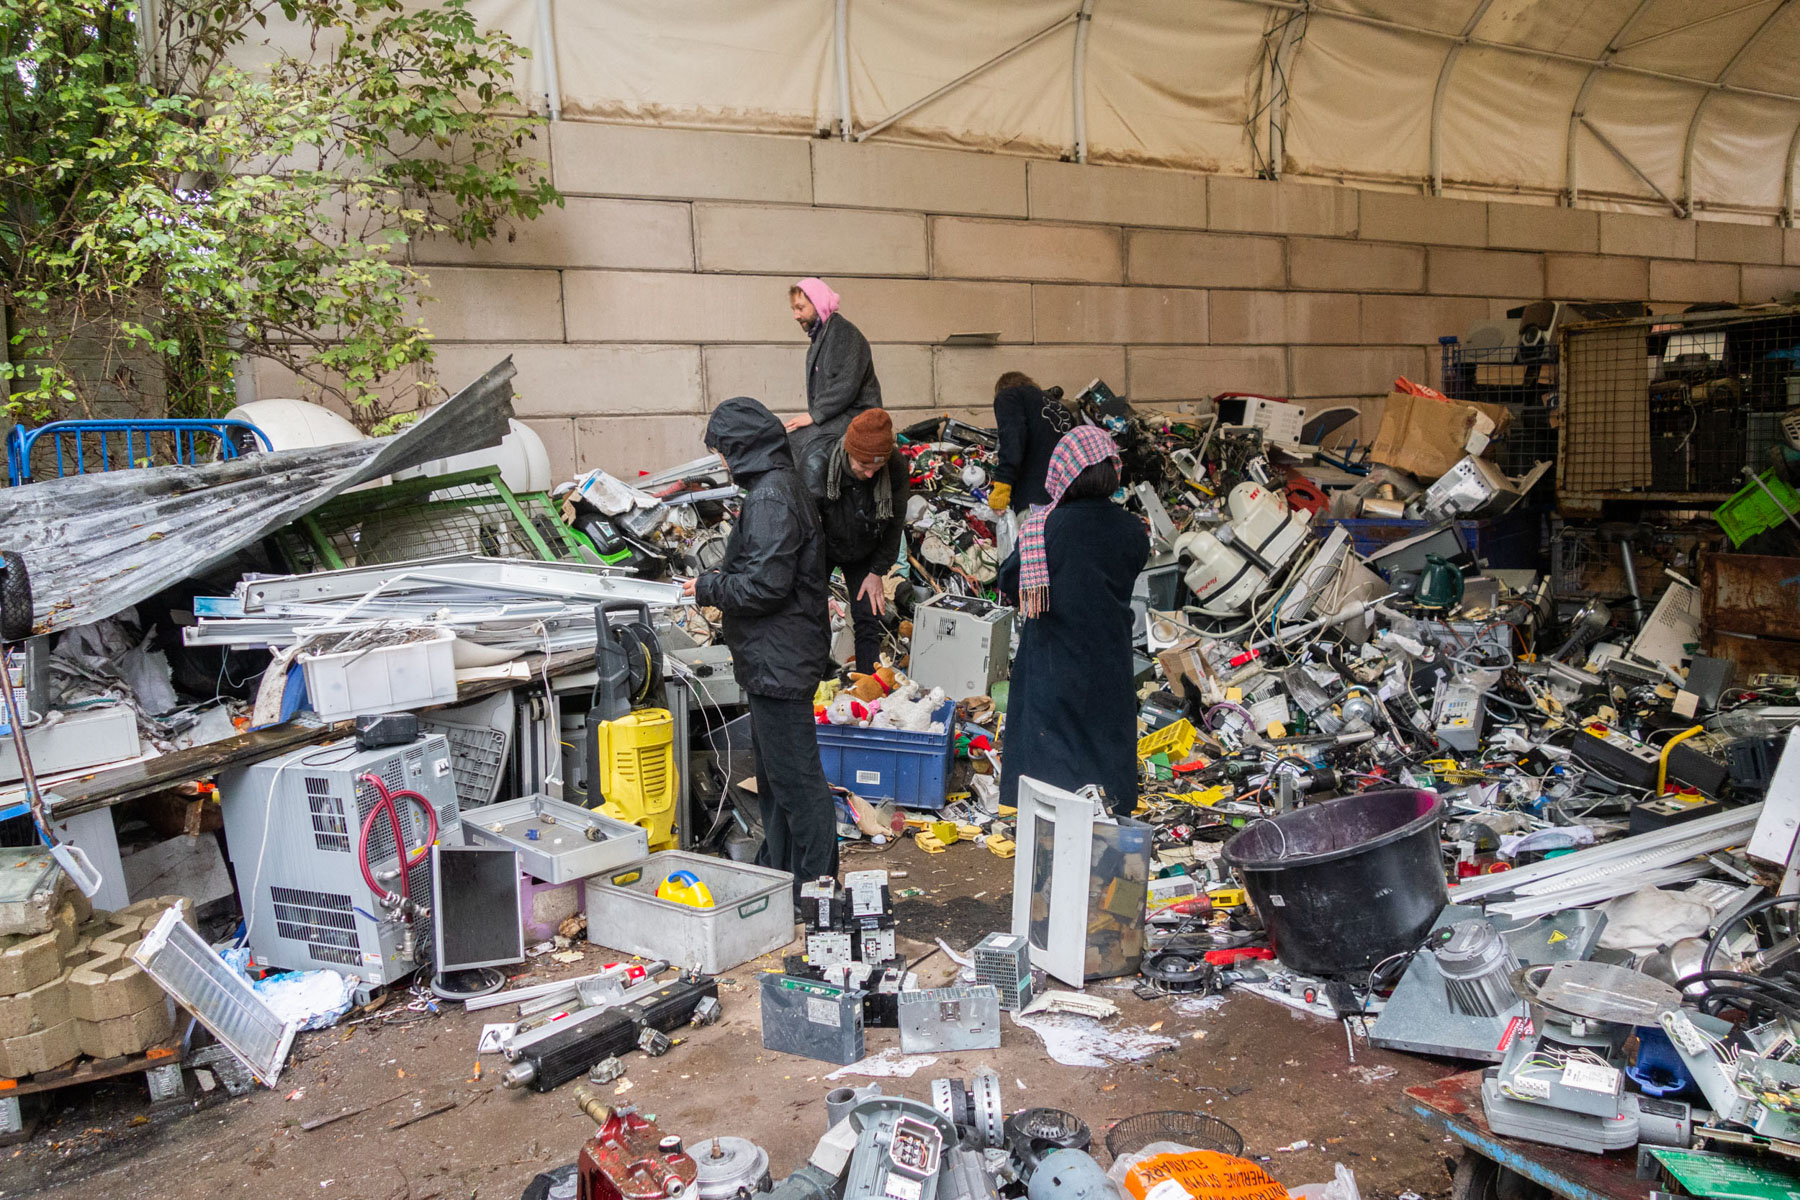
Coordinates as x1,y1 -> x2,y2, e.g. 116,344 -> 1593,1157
1391,376 -> 1449,400
1121,1150 -> 1290,1200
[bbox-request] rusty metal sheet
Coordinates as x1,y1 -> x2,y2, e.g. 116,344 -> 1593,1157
1702,552 -> 1800,643
0,359 -> 516,634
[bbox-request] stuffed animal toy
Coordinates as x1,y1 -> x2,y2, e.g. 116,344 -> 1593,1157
871,682 -> 946,732
845,673 -> 886,703
826,692 -> 881,726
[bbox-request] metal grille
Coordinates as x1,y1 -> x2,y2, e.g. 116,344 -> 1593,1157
1549,520 -> 1718,603
425,723 -> 508,809
131,907 -> 296,1083
305,777 -> 350,852
1560,306 -> 1800,505
270,885 -> 360,951
272,467 -> 587,573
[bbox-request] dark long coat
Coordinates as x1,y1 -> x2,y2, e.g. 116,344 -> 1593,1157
998,498 -> 1150,817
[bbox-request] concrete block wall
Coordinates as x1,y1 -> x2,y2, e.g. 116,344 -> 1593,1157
363,122 -> 1800,479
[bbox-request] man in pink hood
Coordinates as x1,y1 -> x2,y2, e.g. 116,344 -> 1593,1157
786,277 -> 883,443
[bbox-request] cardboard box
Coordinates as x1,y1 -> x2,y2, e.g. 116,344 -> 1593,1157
1473,362 -> 1556,388
1369,393 -> 1514,481
1157,638 -> 1208,702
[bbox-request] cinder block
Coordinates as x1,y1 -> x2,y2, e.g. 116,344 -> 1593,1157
1695,220 -> 1784,265
812,141 -> 1027,217
701,344 -> 932,413
1209,291 -> 1360,345
1290,239 -> 1424,293
1741,265 -> 1800,303
429,344 -> 704,418
1290,345 -> 1430,399
1127,231 -> 1285,289
418,268 -> 564,342
0,905 -> 75,995
106,896 -> 190,932
930,218 -> 1122,284
1427,248 -> 1545,297
1649,260 -> 1740,303
1600,212 -> 1696,260
932,346 -> 1126,410
1030,286 -> 1208,344
1026,160 -> 1207,229
67,941 -> 164,1024
562,272 -> 800,342
412,197 -> 692,271
0,1017 -> 78,1079
76,997 -> 173,1060
551,122 -> 811,204
1359,295 -> 1493,346
1545,254 -> 1648,300
836,278 -> 1034,343
1487,203 -> 1599,254
1207,177 -> 1358,237
521,418 -> 577,484
695,204 -> 927,276
1126,347 -> 1286,402
1787,227 -> 1800,266
575,415 -> 711,478
0,966 -> 70,1040
1357,192 -> 1486,247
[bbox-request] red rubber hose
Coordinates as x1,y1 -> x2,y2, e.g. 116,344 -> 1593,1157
355,772 -> 439,906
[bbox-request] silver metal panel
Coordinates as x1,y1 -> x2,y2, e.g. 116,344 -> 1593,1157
0,359 -> 517,634
218,734 -> 460,986
132,906 -> 297,1085
461,793 -> 649,884
240,556 -> 683,611
897,985 -> 1002,1053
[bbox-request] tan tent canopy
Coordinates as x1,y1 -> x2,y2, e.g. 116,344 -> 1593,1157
426,0 -> 1800,222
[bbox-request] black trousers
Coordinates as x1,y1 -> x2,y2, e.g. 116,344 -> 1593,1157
748,691 -> 838,894
833,557 -> 885,675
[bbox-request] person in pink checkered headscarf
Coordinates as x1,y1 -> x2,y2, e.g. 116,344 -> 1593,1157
997,425 -> 1149,817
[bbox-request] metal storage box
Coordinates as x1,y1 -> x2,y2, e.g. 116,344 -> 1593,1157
908,593 -> 1012,701
461,793 -> 649,884
759,973 -> 864,1065
584,850 -> 794,974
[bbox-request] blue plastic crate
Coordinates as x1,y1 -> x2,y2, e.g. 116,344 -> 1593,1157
816,699 -> 957,810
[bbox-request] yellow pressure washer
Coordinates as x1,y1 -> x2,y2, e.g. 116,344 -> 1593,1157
585,600 -> 678,851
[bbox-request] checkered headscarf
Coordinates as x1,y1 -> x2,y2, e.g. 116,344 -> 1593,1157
1016,425 -> 1121,619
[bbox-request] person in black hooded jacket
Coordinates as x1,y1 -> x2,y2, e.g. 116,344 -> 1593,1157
685,396 -> 837,889
988,371 -> 1071,513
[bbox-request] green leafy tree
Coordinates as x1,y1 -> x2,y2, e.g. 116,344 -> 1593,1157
0,0 -> 558,430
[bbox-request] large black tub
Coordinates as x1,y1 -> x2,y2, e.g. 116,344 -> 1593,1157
1221,789 -> 1448,976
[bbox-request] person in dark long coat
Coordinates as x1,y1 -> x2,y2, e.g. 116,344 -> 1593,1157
785,277 -> 882,445
685,397 -> 836,892
997,426 -> 1149,818
988,371 -> 1071,513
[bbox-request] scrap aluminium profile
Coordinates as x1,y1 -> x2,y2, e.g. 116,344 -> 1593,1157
0,550 -> 102,896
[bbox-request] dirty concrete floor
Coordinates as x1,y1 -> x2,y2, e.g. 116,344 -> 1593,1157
2,841 -> 1463,1200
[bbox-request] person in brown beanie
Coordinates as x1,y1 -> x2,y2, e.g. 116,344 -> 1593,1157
799,408 -> 911,674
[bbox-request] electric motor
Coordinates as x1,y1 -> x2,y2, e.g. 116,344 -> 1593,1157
1431,919 -> 1520,1018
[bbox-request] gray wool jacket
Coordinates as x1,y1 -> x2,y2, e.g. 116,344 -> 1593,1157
805,313 -> 883,440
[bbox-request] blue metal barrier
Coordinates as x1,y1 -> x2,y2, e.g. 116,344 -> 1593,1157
6,419 -> 272,486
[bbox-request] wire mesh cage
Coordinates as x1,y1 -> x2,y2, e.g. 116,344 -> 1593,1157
1104,1112 -> 1244,1161
1559,305 -> 1800,506
1439,338 -> 1561,483
272,466 -> 589,572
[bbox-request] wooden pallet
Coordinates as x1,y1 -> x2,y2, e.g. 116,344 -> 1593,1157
0,1041 -> 185,1144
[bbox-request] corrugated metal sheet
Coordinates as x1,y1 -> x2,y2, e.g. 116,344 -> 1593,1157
0,359 -> 517,634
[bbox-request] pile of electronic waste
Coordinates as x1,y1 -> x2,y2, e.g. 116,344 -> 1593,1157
522,1070 -> 1302,1200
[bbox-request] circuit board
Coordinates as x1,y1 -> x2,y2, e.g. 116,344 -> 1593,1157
1647,1147 -> 1800,1200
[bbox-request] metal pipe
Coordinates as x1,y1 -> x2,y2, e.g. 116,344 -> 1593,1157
1581,118 -> 1685,216
1216,0 -> 1800,106
1680,0 -> 1795,213
1428,0 -> 1494,196
1071,0 -> 1095,163
1618,537 -> 1644,630
1783,117 -> 1800,224
856,12 -> 1077,143
535,0 -> 562,122
834,0 -> 853,140
1565,0 -> 1656,206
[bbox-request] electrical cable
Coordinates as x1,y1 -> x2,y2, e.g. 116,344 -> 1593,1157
355,770 -> 439,909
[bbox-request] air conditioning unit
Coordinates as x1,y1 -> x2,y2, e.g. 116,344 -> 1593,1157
219,734 -> 461,986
